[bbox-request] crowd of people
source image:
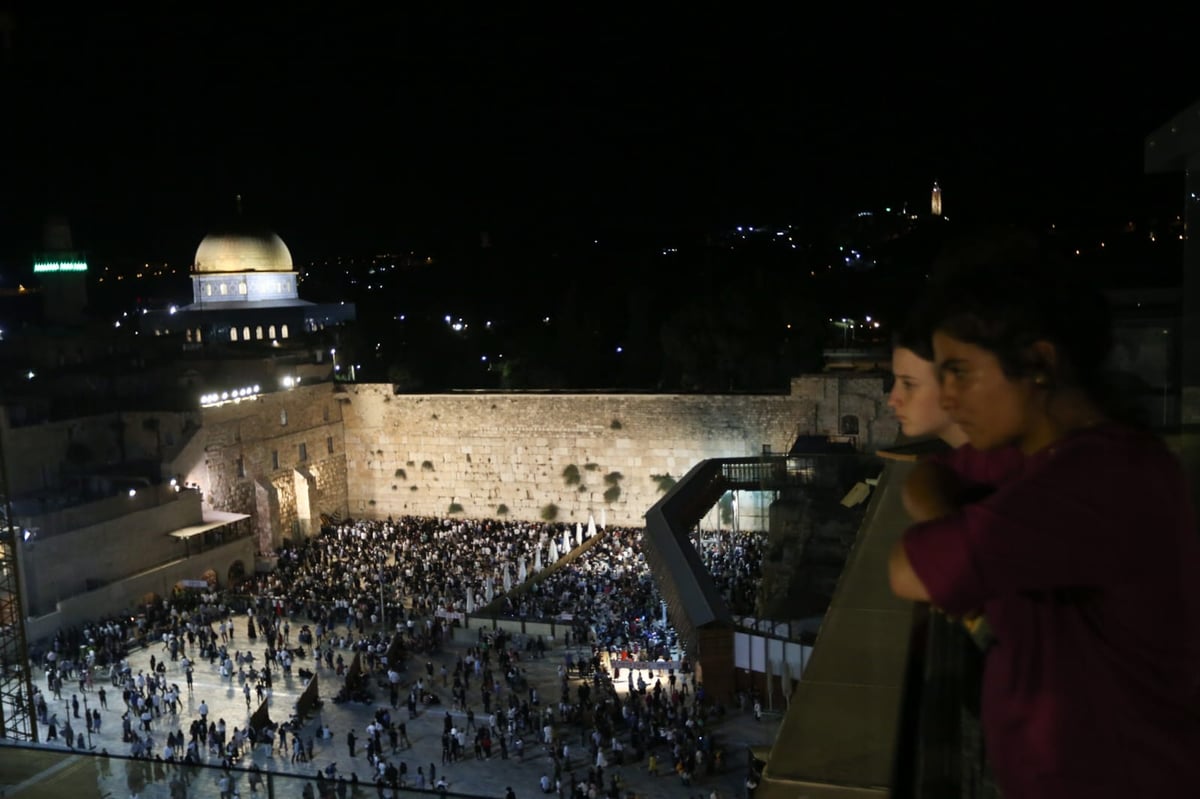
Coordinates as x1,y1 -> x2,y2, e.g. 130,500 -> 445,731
21,512 -> 766,799
691,530 -> 766,616
508,526 -> 681,664
239,517 -> 585,629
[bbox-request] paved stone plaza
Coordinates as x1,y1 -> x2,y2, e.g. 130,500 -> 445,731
5,614 -> 781,799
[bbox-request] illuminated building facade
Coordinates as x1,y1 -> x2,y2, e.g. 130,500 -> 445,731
144,225 -> 355,345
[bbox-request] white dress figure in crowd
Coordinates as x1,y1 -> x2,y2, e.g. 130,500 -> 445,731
575,522 -> 583,546
518,556 -> 527,582
587,515 -> 596,538
549,540 -> 559,562
503,563 -> 512,593
466,591 -> 475,613
600,508 -> 606,529
534,547 -> 543,572
485,576 -> 494,603
562,529 -> 570,554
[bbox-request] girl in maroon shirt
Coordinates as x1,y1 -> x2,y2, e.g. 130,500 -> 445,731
889,260 -> 1200,798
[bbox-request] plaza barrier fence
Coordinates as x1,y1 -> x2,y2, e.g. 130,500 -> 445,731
0,741 -> 497,799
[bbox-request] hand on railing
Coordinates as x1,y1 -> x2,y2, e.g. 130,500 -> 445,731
933,607 -> 995,652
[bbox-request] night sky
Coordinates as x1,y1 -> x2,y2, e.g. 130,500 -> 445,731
2,7 -> 1196,264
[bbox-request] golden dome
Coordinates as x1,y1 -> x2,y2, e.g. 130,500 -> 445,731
193,231 -> 293,274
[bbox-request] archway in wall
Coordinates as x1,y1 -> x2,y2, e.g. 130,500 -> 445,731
137,591 -> 164,630
227,560 -> 246,587
172,574 -> 215,610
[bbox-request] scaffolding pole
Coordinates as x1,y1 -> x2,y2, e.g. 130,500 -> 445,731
0,420 -> 38,741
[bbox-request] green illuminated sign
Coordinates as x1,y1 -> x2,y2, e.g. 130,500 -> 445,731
33,257 -> 88,273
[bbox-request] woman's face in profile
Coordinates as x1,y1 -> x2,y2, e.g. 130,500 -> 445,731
888,347 -> 956,440
933,332 -> 1035,451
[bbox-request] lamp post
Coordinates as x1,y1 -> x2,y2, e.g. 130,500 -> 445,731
378,572 -> 386,631
82,690 -> 93,749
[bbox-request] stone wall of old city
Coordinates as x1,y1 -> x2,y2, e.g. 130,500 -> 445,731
187,386 -> 350,549
337,387 -> 805,526
1,408 -> 201,496
336,377 -> 894,528
19,490 -> 205,616
24,536 -> 256,645
192,376 -> 894,537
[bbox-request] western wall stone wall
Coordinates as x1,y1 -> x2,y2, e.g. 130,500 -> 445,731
337,380 -> 892,527
194,376 -> 894,538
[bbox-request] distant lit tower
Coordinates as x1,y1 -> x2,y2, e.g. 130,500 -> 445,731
33,217 -> 89,326
931,182 -> 943,217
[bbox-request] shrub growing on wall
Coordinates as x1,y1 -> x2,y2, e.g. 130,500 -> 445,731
652,474 -> 677,493
562,464 -> 581,486
584,463 -> 599,471
395,468 -> 406,479
610,419 -> 622,430
541,503 -> 559,521
603,470 -> 624,504
496,504 -> 509,516
448,503 -> 464,514
421,460 -> 434,471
